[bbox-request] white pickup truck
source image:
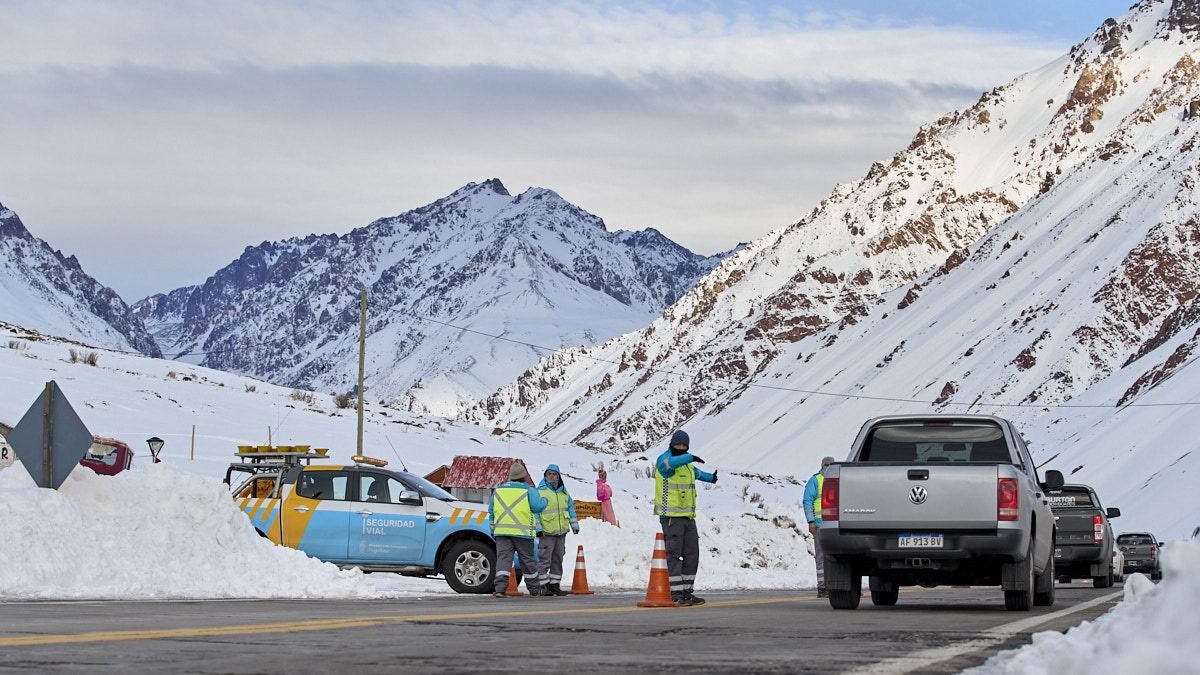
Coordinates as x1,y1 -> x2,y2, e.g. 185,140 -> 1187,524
818,415 -> 1064,611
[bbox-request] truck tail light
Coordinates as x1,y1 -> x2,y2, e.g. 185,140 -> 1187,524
1093,514 -> 1104,543
1150,545 -> 1158,556
821,477 -> 839,522
997,478 -> 1019,521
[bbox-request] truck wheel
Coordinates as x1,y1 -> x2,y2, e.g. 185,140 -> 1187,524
442,540 -> 495,594
1034,552 -> 1055,607
829,574 -> 862,610
869,576 -> 898,606
1093,569 -> 1112,589
1004,552 -> 1034,611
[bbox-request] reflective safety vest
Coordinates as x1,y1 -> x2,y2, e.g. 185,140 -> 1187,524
655,462 -> 696,518
493,486 -> 537,538
814,473 -> 825,523
538,487 -> 572,535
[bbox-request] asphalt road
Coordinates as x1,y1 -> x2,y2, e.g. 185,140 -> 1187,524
0,584 -> 1122,674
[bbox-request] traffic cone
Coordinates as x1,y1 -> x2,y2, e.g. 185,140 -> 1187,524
505,566 -> 524,597
570,545 -> 595,595
637,532 -> 678,608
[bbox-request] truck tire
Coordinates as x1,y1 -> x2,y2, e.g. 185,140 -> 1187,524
829,575 -> 862,610
442,540 -> 495,594
1004,550 -> 1034,611
869,576 -> 899,606
1093,569 -> 1112,589
1034,552 -> 1055,607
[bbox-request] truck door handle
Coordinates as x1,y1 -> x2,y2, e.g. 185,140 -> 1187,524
356,510 -> 373,516
292,506 -> 310,513
907,469 -> 929,480
426,513 -> 441,522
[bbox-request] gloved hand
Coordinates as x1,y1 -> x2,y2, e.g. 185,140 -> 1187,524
689,454 -> 705,464
711,469 -> 719,484
571,523 -> 580,535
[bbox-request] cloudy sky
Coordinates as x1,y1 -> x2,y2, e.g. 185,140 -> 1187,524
0,0 -> 1132,301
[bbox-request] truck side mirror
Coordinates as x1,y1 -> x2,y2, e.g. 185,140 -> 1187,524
1106,507 -> 1121,519
398,489 -> 423,506
1042,470 -> 1064,491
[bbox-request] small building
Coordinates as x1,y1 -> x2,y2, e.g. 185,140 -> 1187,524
440,455 -> 531,504
423,464 -> 451,487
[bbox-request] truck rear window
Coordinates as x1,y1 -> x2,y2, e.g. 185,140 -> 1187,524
1117,534 -> 1154,545
860,424 -> 1012,463
1047,488 -> 1095,508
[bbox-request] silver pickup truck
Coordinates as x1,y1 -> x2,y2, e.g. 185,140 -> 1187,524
818,415 -> 1064,611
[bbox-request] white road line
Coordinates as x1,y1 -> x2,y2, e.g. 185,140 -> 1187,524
848,591 -> 1122,675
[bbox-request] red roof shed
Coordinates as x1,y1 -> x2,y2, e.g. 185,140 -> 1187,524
442,456 -> 530,489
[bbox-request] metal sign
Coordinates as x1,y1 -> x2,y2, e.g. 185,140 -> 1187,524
0,439 -> 13,469
7,381 -> 93,489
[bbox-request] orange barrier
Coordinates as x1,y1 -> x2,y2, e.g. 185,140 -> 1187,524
505,566 -> 524,597
570,545 -> 595,595
636,532 -> 678,608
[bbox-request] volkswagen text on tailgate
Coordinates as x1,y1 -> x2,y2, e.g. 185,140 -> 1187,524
818,415 -> 1064,611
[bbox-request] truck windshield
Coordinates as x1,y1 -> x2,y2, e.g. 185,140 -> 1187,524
1048,487 -> 1095,508
400,472 -> 456,501
861,424 -> 1012,463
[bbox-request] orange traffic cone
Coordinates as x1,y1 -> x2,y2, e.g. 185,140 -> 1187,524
505,566 -> 524,597
637,532 -> 678,608
570,545 -> 595,595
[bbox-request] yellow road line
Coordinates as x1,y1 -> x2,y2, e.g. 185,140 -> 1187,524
0,597 -> 807,647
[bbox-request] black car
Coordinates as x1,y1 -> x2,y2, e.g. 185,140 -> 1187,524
1049,484 -> 1120,587
1116,532 -> 1163,581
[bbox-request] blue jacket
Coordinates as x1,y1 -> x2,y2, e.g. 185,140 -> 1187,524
537,464 -> 579,533
489,480 -> 548,539
802,472 -> 822,525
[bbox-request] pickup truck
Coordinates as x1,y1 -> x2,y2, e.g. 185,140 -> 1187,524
227,453 -> 497,593
1116,532 -> 1163,581
1048,484 -> 1121,588
818,415 -> 1064,611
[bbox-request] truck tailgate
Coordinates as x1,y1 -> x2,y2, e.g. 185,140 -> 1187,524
839,465 -> 999,529
1053,511 -> 1096,545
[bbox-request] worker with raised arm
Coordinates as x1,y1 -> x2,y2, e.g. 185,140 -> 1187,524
655,430 -> 717,607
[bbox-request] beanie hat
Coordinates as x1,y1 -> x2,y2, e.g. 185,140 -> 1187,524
509,463 -> 526,481
669,430 -> 690,448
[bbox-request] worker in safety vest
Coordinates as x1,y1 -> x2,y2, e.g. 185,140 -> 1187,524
490,464 -> 549,597
803,456 -> 835,597
536,464 -> 579,596
655,430 -> 717,607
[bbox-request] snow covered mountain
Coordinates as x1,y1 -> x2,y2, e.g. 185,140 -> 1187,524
0,202 -> 160,355
470,0 -> 1200,523
134,179 -> 729,416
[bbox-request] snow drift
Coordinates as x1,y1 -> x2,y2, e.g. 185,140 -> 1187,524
970,539 -> 1200,673
0,461 -> 377,600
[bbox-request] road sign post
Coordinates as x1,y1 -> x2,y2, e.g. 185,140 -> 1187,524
7,381 -> 93,489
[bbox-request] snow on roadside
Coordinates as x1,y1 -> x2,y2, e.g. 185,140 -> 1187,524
0,462 -> 388,600
968,540 -> 1200,674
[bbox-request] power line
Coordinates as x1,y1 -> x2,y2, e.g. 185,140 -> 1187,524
12,314 -> 1198,409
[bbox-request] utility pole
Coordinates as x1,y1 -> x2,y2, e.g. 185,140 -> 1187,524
356,289 -> 367,457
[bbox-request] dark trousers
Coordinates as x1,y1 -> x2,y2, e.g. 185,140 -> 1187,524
661,517 -> 699,596
494,536 -> 538,593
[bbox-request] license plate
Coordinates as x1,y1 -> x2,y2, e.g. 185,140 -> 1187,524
899,534 -> 943,548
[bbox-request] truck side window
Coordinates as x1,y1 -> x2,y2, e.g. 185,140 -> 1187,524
358,473 -> 410,504
297,471 -> 350,501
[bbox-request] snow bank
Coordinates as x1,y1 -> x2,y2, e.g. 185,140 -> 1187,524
969,540 -> 1200,674
0,462 -> 380,600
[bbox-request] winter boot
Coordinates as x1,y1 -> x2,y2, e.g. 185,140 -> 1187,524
678,593 -> 706,607
528,585 -> 548,597
549,583 -> 570,596
816,585 -> 828,598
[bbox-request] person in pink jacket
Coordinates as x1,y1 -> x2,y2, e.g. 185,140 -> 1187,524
596,468 -> 618,526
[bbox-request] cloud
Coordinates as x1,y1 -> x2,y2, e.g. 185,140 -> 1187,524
0,1 -> 1070,300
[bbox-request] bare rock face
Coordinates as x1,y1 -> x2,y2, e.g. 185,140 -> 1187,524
0,203 -> 161,355
469,0 -> 1200,463
133,180 -> 730,416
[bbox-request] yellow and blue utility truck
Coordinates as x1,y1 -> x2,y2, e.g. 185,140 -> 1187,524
226,448 -> 496,593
